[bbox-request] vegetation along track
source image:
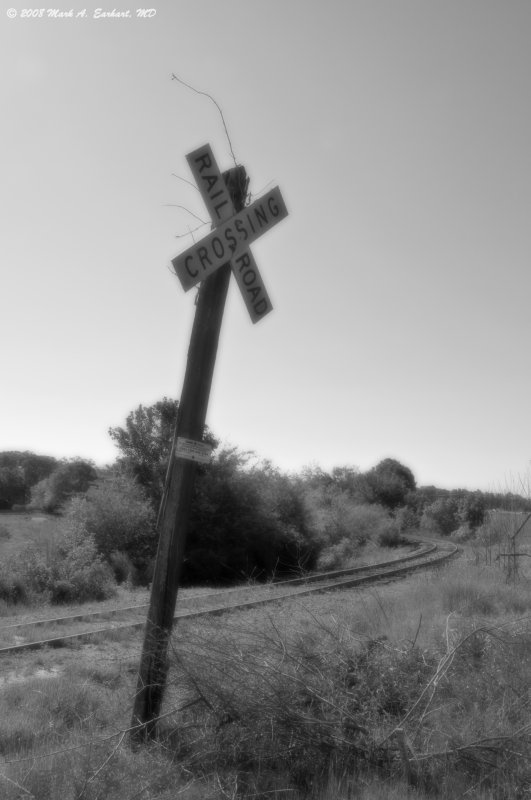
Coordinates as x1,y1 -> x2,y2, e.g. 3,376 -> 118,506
0,538 -> 458,655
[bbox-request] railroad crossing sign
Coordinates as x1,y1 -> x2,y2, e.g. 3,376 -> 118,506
132,145 -> 287,739
172,144 -> 288,323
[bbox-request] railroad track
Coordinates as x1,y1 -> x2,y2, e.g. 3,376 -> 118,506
0,538 -> 458,656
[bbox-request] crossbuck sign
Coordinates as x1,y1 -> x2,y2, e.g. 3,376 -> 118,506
132,146 -> 288,737
172,144 -> 288,323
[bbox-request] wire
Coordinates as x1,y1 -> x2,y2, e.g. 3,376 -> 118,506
171,73 -> 238,168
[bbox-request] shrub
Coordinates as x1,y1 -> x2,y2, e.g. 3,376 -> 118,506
453,523 -> 474,541
49,579 -> 76,604
0,546 -> 51,604
0,523 -> 11,540
395,505 -> 419,533
171,612 -> 437,793
185,450 -> 319,583
361,458 -> 416,510
11,546 -> 51,594
378,527 -> 404,547
305,489 -> 400,569
0,574 -> 27,604
83,473 -> 157,583
316,537 -> 357,570
0,465 -> 26,509
29,458 -> 97,512
109,550 -> 135,584
47,497 -> 117,603
49,561 -> 114,604
421,497 -> 460,536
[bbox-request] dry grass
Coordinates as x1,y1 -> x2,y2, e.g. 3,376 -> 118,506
0,512 -> 59,563
0,556 -> 530,798
161,557 -> 531,798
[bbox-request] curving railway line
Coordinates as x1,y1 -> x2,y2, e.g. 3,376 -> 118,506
0,538 -> 458,656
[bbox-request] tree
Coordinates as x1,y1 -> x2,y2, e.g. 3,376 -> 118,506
458,493 -> 486,530
109,401 -> 323,584
421,497 -> 460,536
0,451 -> 58,506
362,458 -> 416,510
330,465 -> 366,501
29,459 -> 97,512
0,466 -> 26,509
108,397 -> 218,509
180,448 -> 319,584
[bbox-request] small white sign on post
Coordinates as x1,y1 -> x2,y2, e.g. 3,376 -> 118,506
175,437 -> 213,464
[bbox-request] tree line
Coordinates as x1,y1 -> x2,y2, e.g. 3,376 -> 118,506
1,397 -> 529,602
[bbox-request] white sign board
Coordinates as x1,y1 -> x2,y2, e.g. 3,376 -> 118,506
175,437 -> 213,464
172,186 -> 288,291
230,249 -> 273,324
186,144 -> 236,226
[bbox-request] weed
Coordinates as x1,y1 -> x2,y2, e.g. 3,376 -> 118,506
0,559 -> 530,798
0,573 -> 28,604
109,550 -> 135,584
0,523 -> 11,540
378,529 -> 405,548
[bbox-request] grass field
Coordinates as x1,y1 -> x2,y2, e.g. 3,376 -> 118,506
0,511 -> 59,562
0,548 -> 530,799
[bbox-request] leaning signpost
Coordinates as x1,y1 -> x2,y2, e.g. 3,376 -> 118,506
130,144 -> 288,739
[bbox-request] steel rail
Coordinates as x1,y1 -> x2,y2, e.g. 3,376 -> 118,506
0,542 -> 434,636
0,540 -> 457,656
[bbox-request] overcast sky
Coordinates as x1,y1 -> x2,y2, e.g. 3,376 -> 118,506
2,0 -> 530,491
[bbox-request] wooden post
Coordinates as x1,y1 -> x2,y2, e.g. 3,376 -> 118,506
130,165 -> 247,741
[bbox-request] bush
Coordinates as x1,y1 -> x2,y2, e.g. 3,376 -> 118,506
49,579 -> 76,604
11,546 -> 51,594
0,574 -> 27,605
304,486 -> 400,568
171,613 -> 437,793
29,458 -> 97,512
49,561 -> 115,604
361,458 -> 416,510
48,497 -> 116,603
395,505 -> 419,533
0,524 -> 11,540
109,550 -> 135,584
421,497 -> 460,536
185,450 -> 319,583
83,474 -> 157,583
378,527 -> 404,547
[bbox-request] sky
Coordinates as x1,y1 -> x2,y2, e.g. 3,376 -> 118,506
1,0 -> 530,492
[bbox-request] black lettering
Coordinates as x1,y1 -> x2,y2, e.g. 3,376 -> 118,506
198,247 -> 211,270
214,199 -> 229,219
195,153 -> 212,172
243,269 -> 256,286
225,228 -> 238,254
246,212 -> 256,234
212,237 -> 225,260
184,255 -> 198,278
254,299 -> 268,315
235,218 -> 248,241
267,196 -> 280,217
234,252 -> 250,270
247,286 -> 261,302
203,174 -> 218,192
255,205 -> 268,227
